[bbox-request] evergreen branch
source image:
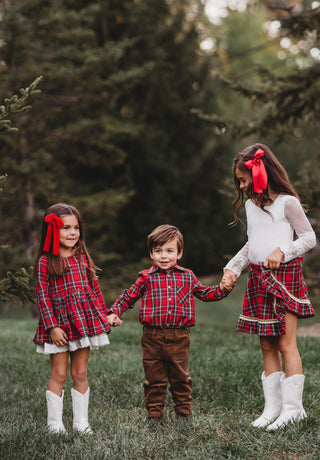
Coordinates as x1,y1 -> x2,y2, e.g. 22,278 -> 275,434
0,76 -> 43,133
190,108 -> 228,134
218,75 -> 271,103
0,267 -> 35,306
0,174 -> 8,192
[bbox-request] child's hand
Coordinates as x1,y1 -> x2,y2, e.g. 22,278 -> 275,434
107,312 -> 123,327
220,281 -> 232,293
220,269 -> 237,293
263,247 -> 284,270
50,327 -> 69,347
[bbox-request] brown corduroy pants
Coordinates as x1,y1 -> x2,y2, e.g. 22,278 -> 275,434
141,325 -> 193,418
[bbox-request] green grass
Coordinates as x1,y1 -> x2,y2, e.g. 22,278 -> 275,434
1,276 -> 320,459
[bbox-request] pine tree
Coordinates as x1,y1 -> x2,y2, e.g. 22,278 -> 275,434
103,0 -> 239,273
0,0 -> 240,277
0,78 -> 41,305
227,3 -> 320,211
0,0 -> 138,270
207,1 -> 320,292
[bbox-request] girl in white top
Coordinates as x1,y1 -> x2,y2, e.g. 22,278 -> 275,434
222,143 -> 316,431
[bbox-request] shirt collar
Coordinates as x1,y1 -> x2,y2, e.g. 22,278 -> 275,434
149,263 -> 186,274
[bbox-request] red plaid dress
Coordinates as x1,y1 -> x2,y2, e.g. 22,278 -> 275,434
33,254 -> 111,345
237,257 -> 314,336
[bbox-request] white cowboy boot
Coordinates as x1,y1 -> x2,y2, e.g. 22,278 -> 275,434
71,387 -> 92,434
252,371 -> 284,428
46,390 -> 67,433
266,374 -> 307,431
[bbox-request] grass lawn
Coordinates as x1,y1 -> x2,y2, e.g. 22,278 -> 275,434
0,276 -> 319,459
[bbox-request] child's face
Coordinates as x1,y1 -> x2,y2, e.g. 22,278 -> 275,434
150,238 -> 183,271
59,214 -> 80,256
235,166 -> 252,193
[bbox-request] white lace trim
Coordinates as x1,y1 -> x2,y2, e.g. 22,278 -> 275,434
280,231 -> 316,262
36,333 -> 110,355
224,242 -> 249,277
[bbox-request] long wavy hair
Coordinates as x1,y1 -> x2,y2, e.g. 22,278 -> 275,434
231,143 -> 301,225
33,203 -> 96,278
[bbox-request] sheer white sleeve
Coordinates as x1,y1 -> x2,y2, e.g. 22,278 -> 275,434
280,196 -> 316,262
224,242 -> 249,277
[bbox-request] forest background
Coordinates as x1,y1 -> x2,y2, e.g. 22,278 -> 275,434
1,0 -> 320,309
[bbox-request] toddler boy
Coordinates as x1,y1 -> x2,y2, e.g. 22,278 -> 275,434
108,224 -> 231,423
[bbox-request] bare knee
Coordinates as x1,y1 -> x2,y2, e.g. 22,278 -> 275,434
70,365 -> 87,386
278,337 -> 298,358
51,368 -> 68,386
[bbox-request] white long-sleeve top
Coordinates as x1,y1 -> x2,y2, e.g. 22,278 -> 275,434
224,194 -> 316,277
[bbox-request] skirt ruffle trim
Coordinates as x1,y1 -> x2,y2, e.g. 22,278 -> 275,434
237,288 -> 314,337
36,332 -> 110,355
238,260 -> 314,336
236,314 -> 282,336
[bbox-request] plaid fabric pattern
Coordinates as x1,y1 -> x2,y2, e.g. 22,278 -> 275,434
33,254 -> 110,345
237,257 -> 314,336
111,264 -> 226,328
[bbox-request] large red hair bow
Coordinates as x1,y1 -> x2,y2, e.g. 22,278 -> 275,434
244,148 -> 268,193
43,213 -> 64,255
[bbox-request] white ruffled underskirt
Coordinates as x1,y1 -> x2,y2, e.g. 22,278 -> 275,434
36,333 -> 110,355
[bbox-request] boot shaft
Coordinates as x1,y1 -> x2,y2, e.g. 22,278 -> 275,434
71,387 -> 92,434
46,390 -> 66,433
251,371 -> 283,428
266,374 -> 307,431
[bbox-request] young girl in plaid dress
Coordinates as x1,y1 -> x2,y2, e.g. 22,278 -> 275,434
222,144 -> 316,431
33,203 -> 121,433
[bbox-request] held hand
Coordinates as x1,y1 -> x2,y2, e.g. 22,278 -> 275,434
50,327 -> 69,347
221,269 -> 237,292
263,247 -> 284,270
107,313 -> 123,327
219,281 -> 233,293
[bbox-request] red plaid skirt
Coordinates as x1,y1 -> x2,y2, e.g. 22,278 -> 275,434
237,257 -> 314,336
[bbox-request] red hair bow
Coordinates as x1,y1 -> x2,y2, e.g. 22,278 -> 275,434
43,213 -> 64,255
244,148 -> 268,193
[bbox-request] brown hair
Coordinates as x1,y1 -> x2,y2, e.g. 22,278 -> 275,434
147,224 -> 184,253
232,143 -> 301,225
33,203 -> 96,278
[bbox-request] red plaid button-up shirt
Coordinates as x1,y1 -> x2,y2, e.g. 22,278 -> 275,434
111,264 -> 226,328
